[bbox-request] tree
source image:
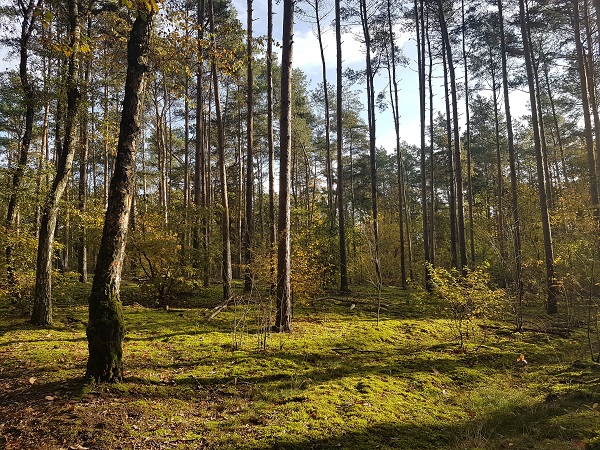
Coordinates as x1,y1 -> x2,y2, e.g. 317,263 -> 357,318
267,0 -> 276,292
5,0 -> 41,289
194,0 -> 209,288
86,3 -> 156,382
335,0 -> 348,292
275,0 -> 295,332
384,0 -> 407,288
415,0 -> 432,290
437,0 -> 467,271
31,0 -> 83,326
518,0 -> 558,314
210,0 -> 232,301
358,0 -> 382,291
498,0 -> 523,327
244,0 -> 254,292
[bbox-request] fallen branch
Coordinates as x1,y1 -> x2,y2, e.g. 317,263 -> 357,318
206,297 -> 235,321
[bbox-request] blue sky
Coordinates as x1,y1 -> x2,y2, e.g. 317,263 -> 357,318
231,0 -> 423,150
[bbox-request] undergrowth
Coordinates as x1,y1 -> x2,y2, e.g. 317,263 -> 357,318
0,280 -> 599,449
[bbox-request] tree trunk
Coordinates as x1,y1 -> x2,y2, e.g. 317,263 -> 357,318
498,0 -> 523,329
335,0 -> 348,293
78,26 -> 91,283
426,11 -> 435,267
438,0 -> 467,271
583,0 -> 600,175
244,0 -> 254,292
462,0 -> 475,266
275,0 -> 295,332
542,62 -> 568,183
32,0 -> 82,326
6,0 -> 40,288
360,0 -> 382,291
573,0 -> 600,220
193,0 -> 209,287
442,40 -> 458,269
313,0 -> 333,221
210,0 -> 232,301
386,0 -> 406,288
491,57 -> 505,265
267,0 -> 276,293
415,0 -> 431,291
86,9 -> 154,382
518,0 -> 558,314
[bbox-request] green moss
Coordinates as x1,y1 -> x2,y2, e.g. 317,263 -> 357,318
1,284 -> 600,449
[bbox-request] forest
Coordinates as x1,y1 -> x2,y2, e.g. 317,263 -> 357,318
1,0 -> 600,448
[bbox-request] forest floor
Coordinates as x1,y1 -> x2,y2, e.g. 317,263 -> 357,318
1,277 -> 600,450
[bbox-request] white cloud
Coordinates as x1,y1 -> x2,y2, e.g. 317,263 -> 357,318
293,26 -> 366,71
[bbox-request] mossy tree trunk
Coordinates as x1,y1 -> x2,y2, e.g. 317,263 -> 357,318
86,10 -> 154,383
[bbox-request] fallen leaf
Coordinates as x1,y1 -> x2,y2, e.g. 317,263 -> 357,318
28,377 -> 36,385
516,354 -> 528,365
593,403 -> 598,409
45,395 -> 55,401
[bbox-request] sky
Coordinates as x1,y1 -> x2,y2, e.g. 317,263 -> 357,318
229,1 -> 534,155
231,0 -> 422,151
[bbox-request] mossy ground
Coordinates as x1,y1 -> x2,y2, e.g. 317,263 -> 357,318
1,279 -> 599,449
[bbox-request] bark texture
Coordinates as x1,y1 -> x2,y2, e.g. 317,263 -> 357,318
275,0 -> 295,332
86,11 -> 154,382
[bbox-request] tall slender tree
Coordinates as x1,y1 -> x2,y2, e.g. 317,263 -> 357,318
244,0 -> 254,292
359,0 -> 382,290
498,0 -> 523,328
275,0 -> 295,332
6,0 -> 41,288
210,0 -> 232,301
438,0 -> 467,271
267,0 -> 276,293
385,0 -> 407,288
335,0 -> 348,292
518,0 -> 558,314
31,0 -> 83,326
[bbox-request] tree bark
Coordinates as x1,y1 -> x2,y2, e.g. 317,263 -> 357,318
415,0 -> 431,291
32,0 -> 82,326
193,0 -> 209,287
6,0 -> 40,288
275,0 -> 295,332
86,9 -> 154,382
462,0 -> 475,266
438,0 -> 467,271
360,0 -> 382,291
78,26 -> 91,284
210,0 -> 232,301
573,0 -> 600,219
498,0 -> 523,328
267,0 -> 276,293
244,0 -> 254,292
386,0 -> 406,288
335,0 -> 348,293
518,0 -> 558,314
